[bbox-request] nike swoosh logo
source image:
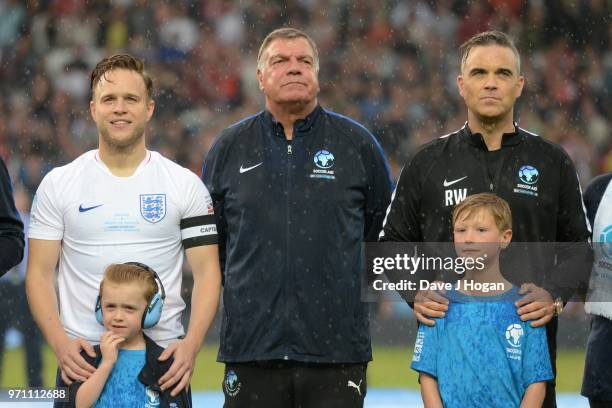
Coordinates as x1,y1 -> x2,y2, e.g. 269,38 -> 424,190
443,176 -> 468,187
239,162 -> 263,174
79,204 -> 103,213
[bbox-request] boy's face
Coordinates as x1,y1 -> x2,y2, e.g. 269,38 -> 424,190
453,208 -> 512,262
100,281 -> 148,344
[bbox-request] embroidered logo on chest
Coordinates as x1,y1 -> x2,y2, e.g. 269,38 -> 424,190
310,149 -> 336,180
140,194 -> 167,223
513,165 -> 539,197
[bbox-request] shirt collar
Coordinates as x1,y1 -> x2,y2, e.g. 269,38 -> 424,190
461,121 -> 524,149
264,105 -> 322,138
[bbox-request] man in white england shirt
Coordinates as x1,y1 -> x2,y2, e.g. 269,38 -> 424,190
26,54 -> 221,399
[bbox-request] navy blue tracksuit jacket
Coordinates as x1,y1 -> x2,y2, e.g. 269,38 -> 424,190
202,106 -> 392,363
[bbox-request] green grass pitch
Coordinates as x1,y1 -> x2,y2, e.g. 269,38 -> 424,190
0,345 -> 585,391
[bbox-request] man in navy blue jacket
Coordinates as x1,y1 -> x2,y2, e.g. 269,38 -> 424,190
0,157 -> 23,275
202,27 -> 392,408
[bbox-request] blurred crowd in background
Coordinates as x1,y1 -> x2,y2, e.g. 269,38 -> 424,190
0,0 -> 610,201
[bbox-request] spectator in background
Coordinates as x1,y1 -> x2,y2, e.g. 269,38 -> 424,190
0,184 -> 42,387
0,1 -> 609,186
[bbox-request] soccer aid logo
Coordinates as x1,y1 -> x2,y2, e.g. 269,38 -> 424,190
144,386 -> 160,408
518,165 -> 539,185
505,324 -> 524,347
314,150 -> 335,169
224,370 -> 241,397
600,225 -> 612,259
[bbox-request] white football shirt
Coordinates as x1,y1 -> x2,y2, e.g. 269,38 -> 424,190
29,150 -> 217,346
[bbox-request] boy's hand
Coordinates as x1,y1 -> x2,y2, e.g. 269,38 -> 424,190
516,283 -> 554,327
54,336 -> 96,384
414,285 -> 449,326
99,331 -> 125,367
158,338 -> 199,396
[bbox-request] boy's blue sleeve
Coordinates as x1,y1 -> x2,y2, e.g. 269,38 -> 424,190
410,319 -> 441,378
522,325 -> 554,388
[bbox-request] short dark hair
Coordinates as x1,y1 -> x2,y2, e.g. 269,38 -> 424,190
459,30 -> 521,73
257,27 -> 319,72
90,54 -> 154,99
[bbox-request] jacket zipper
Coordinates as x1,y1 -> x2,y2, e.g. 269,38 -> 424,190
480,149 -> 507,192
477,149 -> 494,191
284,140 -> 292,360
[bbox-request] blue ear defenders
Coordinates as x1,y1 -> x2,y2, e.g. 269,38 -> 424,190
95,262 -> 166,329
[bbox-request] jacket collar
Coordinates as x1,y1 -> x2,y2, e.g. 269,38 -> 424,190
460,121 -> 524,149
138,334 -> 169,390
263,105 -> 322,138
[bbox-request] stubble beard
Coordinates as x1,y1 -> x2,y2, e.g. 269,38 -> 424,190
99,121 -> 146,152
478,111 -> 514,130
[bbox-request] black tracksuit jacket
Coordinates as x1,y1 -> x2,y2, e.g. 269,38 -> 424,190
380,124 -> 592,301
202,106 -> 392,363
0,157 -> 23,275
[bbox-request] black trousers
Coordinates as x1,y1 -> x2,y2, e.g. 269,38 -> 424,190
0,281 -> 43,387
582,315 -> 612,406
222,361 -> 367,408
589,401 -> 612,408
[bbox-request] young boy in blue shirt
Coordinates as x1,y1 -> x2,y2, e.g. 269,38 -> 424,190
70,262 -> 191,408
411,193 -> 553,407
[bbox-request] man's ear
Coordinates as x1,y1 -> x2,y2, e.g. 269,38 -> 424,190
515,75 -> 525,99
256,69 -> 264,92
146,99 -> 155,122
90,100 -> 96,121
457,75 -> 464,98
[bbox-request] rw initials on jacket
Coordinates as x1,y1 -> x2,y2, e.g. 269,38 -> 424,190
445,188 -> 467,206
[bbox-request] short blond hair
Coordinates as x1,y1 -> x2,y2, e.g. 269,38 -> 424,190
452,193 -> 512,232
257,27 -> 319,72
99,263 -> 157,304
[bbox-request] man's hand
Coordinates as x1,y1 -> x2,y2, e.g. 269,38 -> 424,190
158,338 -> 200,396
414,285 -> 449,326
54,337 -> 97,385
99,332 -> 124,367
515,283 -> 554,327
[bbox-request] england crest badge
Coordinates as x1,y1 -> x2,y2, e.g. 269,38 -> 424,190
140,194 -> 166,223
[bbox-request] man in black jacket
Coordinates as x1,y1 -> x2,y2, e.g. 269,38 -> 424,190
202,27 -> 392,408
380,31 -> 592,407
0,157 -> 24,275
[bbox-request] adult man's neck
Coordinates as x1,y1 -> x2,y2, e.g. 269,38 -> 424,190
98,141 -> 147,177
266,98 -> 318,140
467,111 -> 516,151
